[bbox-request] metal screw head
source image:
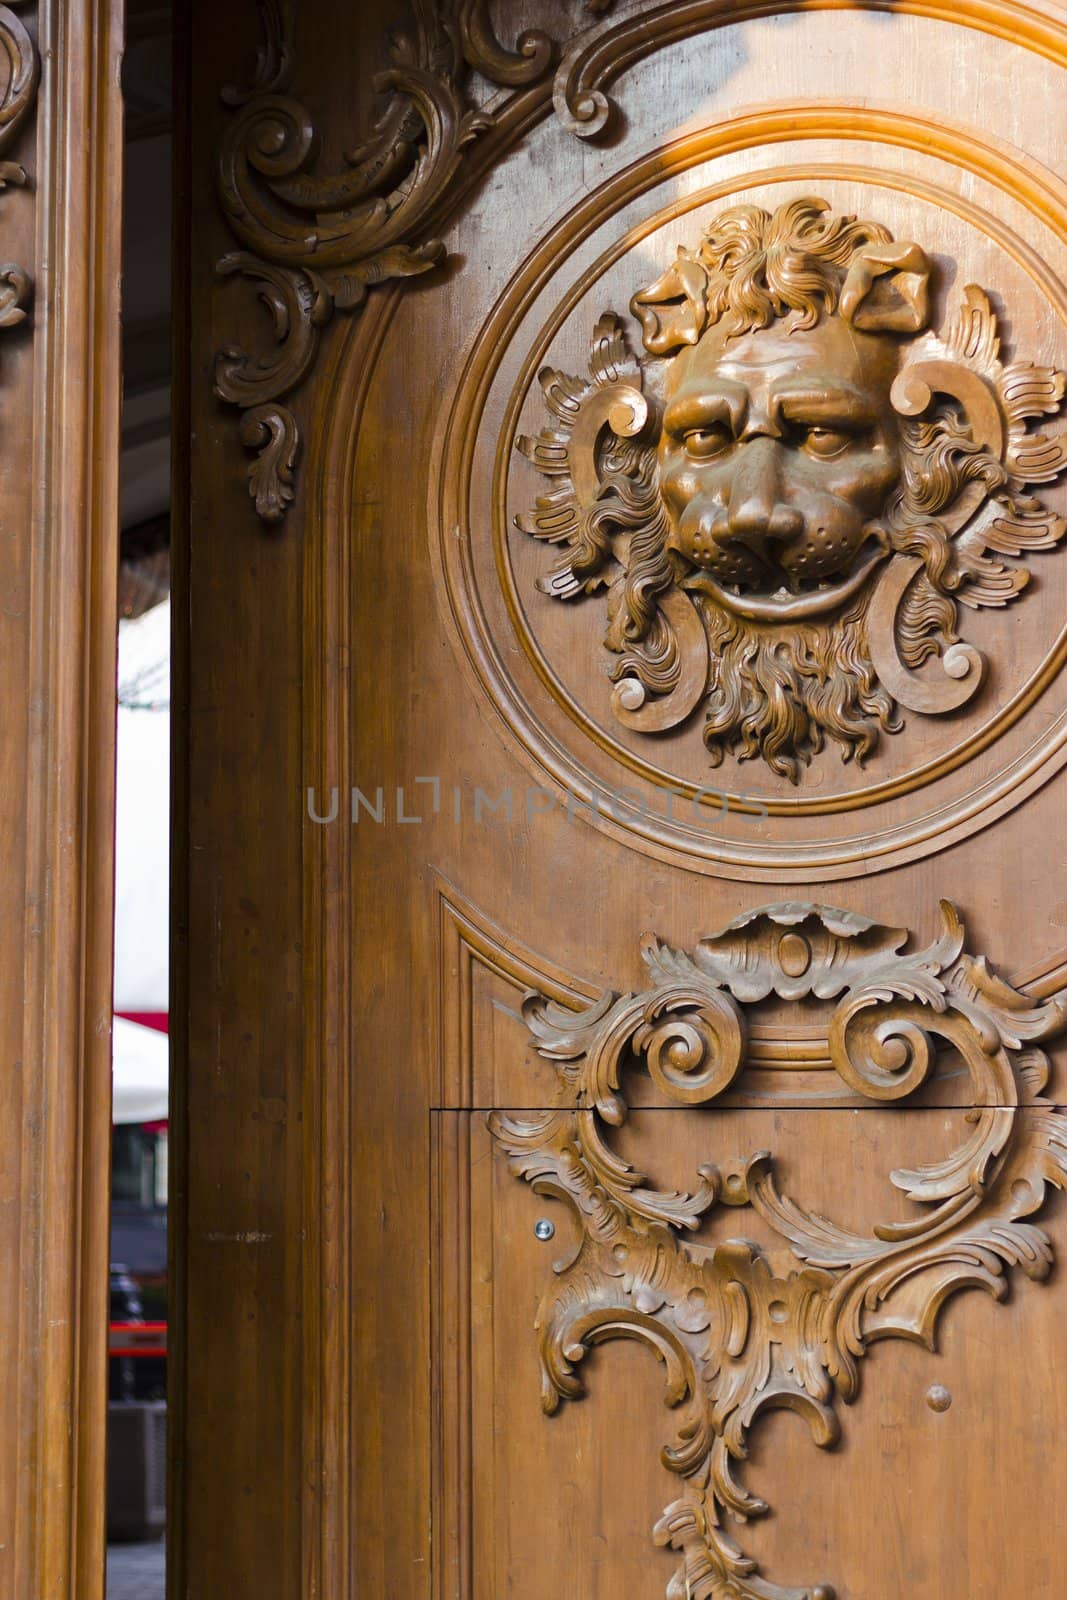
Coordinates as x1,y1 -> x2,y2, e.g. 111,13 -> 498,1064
534,1217 -> 555,1241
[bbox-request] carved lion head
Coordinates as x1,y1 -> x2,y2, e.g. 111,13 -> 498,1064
516,197 -> 1067,781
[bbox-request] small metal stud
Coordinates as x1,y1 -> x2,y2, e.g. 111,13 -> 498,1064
926,1384 -> 952,1413
534,1217 -> 555,1241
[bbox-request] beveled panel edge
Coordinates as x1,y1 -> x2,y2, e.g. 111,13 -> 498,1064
434,869 -> 600,1109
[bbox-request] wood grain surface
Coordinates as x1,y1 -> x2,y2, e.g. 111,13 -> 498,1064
0,4 -> 124,1598
176,4 -> 1067,1596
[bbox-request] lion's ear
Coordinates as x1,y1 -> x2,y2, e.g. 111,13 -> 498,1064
630,248 -> 710,355
840,241 -> 933,334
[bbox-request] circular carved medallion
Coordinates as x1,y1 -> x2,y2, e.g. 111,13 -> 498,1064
433,116 -> 1067,880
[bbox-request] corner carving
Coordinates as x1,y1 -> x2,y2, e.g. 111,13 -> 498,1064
516,197 -> 1067,780
488,903 -> 1067,1600
215,0 -> 613,524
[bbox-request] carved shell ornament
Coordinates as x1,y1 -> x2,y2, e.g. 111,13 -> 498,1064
516,197 -> 1067,781
489,903 -> 1067,1600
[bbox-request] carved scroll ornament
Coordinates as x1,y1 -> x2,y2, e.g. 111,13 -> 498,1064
216,0 -> 615,523
0,4 -> 39,333
516,198 -> 1067,781
489,903 -> 1067,1600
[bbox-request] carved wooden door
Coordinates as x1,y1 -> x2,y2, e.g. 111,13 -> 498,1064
178,5 -> 1067,1598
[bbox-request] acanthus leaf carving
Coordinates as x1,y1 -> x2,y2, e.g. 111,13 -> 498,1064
239,402 -> 298,524
488,903 -> 1067,1600
216,0 -> 617,525
0,259 -> 29,328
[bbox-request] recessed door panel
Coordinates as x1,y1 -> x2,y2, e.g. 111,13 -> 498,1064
433,1108 -> 1067,1600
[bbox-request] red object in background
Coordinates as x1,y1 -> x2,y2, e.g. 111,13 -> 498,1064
109,1322 -> 168,1359
115,1010 -> 168,1033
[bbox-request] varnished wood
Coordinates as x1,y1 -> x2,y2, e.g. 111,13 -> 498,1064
449,1106 -> 1067,1597
180,3 -> 1067,1596
0,3 -> 124,1597
514,244 -> 1063,777
489,904 -> 1067,1600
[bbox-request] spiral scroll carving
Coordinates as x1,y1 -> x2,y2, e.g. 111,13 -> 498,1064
489,902 -> 1067,1600
215,0 -> 615,524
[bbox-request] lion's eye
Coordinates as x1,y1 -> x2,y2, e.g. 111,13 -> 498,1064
683,423 -> 732,460
801,427 -> 854,459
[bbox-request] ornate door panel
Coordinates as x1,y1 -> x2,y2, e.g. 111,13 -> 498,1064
441,1106 -> 1067,1598
432,899 -> 1067,1599
179,3 -> 1067,1597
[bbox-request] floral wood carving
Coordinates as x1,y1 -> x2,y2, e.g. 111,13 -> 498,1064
488,902 -> 1067,1600
215,0 -> 614,523
516,197 -> 1067,779
0,4 -> 39,334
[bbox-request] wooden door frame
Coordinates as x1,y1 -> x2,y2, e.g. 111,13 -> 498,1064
7,1 -> 124,1597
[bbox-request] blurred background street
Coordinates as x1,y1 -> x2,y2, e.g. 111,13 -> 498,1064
106,1541 -> 165,1600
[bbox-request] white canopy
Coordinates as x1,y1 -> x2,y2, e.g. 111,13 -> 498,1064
114,597 -> 170,1013
112,1016 -> 169,1124
113,598 -> 170,1123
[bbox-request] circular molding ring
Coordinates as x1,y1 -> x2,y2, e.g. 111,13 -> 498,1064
431,105 -> 1067,879
494,155 -> 1067,819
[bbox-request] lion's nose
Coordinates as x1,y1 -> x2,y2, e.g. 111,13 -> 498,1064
720,437 -> 803,560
